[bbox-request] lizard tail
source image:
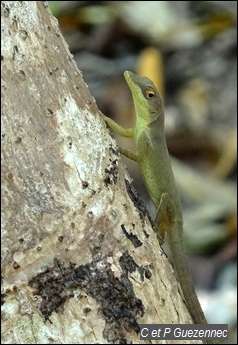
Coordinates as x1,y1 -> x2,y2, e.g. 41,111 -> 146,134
167,225 -> 208,325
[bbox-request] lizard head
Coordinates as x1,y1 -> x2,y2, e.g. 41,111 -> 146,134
124,71 -> 164,125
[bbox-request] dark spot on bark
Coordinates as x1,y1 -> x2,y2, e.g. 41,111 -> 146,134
87,211 -> 94,219
75,253 -> 144,343
98,233 -> 105,242
92,246 -> 102,260
143,229 -> 150,238
12,17 -> 18,31
144,267 -> 152,279
6,173 -> 13,180
19,29 -> 28,40
29,259 -> 77,320
104,158 -> 119,186
13,261 -> 20,269
121,224 -> 143,248
46,108 -> 53,114
58,236 -> 64,242
119,251 -> 145,282
83,307 -> 91,315
109,144 -> 119,156
125,179 -> 153,228
12,45 -> 18,60
68,141 -> 72,149
3,7 -> 10,17
15,137 -> 22,144
1,293 -> 6,306
82,181 -> 88,189
29,253 -> 144,343
119,251 -> 152,282
19,70 -> 26,81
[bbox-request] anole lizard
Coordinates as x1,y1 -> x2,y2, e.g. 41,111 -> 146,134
103,71 -> 208,326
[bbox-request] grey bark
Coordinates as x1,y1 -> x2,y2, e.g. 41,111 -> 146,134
1,1 -> 197,344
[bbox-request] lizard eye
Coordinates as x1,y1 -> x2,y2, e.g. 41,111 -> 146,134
145,90 -> 155,99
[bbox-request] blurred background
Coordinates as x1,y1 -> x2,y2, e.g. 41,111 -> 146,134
49,1 -> 237,342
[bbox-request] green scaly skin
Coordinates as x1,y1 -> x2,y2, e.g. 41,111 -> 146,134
103,71 -> 213,338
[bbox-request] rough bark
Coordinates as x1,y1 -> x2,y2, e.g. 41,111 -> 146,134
1,1 -> 198,344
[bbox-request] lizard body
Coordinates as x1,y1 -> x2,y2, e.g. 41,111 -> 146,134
104,71 -> 208,325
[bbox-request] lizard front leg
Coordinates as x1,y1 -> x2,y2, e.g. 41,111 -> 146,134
103,113 -> 138,161
103,113 -> 134,138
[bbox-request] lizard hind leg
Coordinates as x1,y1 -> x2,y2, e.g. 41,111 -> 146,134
155,192 -> 176,245
119,147 -> 138,162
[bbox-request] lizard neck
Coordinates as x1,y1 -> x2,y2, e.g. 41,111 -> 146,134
134,109 -> 165,147
134,111 -> 166,147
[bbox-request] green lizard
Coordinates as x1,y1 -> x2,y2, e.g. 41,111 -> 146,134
103,71 -> 208,326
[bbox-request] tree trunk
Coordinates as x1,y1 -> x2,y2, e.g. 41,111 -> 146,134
1,1 -> 198,344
